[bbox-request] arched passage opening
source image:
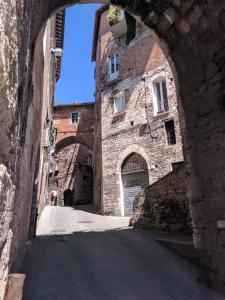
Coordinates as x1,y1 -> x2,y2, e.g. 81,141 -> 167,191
30,2 -> 225,291
49,135 -> 94,206
2,0 -> 224,295
121,153 -> 149,217
64,188 -> 73,206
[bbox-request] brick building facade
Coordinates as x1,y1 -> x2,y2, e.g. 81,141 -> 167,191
93,6 -> 184,217
49,103 -> 95,206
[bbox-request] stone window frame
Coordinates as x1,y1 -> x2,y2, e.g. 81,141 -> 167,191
71,112 -> 79,124
152,77 -> 169,116
164,119 -> 176,146
116,144 -> 152,216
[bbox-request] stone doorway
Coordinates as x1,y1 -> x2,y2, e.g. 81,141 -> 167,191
121,153 -> 149,217
64,189 -> 73,206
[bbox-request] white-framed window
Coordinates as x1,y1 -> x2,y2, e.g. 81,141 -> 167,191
152,79 -> 169,115
71,112 -> 79,124
114,93 -> 126,114
108,54 -> 119,81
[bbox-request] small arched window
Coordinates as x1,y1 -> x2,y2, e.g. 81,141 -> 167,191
152,78 -> 169,115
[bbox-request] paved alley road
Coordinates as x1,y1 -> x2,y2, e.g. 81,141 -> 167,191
22,206 -> 225,300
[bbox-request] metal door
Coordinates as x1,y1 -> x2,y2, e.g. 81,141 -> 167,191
122,171 -> 149,216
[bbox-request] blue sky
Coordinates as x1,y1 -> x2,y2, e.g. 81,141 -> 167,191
55,4 -> 101,104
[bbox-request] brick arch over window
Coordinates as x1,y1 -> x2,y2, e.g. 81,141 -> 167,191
9,0 -> 225,293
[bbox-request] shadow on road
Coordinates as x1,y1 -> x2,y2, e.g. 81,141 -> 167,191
21,228 -> 224,300
72,204 -> 100,215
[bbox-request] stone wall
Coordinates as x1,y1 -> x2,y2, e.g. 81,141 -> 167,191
9,16 -> 56,275
0,1 -> 18,296
130,164 -> 191,232
93,94 -> 102,211
94,15 -> 183,216
0,10 -> 57,298
0,166 -> 15,300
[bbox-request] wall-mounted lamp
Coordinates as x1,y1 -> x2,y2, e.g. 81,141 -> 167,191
50,48 -> 63,57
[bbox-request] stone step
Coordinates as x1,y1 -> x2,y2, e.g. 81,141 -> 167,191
153,237 -> 200,265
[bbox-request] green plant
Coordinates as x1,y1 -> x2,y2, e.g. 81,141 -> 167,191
106,6 -> 122,26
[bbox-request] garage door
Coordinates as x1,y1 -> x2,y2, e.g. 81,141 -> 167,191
122,171 -> 149,216
121,153 -> 149,217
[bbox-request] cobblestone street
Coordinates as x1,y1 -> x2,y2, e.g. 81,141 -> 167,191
22,206 -> 225,300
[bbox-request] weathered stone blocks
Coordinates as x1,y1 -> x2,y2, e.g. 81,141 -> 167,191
131,164 -> 191,232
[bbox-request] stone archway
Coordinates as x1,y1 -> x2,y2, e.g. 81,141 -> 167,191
116,145 -> 151,216
121,153 -> 149,217
117,144 -> 151,180
1,0 -> 225,294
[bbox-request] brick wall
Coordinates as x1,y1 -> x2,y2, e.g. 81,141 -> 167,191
53,103 -> 94,148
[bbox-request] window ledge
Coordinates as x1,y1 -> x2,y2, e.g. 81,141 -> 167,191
106,76 -> 121,86
153,111 -> 169,120
112,111 -> 126,124
114,110 -> 126,116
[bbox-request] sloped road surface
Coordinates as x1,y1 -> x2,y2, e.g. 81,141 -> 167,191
22,206 -> 225,300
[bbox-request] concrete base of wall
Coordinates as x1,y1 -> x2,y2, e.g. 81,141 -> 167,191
155,238 -> 200,266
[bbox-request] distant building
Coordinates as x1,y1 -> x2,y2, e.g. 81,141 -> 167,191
49,103 -> 95,206
92,5 -> 184,216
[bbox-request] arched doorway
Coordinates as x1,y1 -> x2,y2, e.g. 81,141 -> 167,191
121,153 -> 149,217
64,189 -> 73,206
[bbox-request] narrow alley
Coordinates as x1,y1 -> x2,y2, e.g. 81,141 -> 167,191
2,2 -> 225,298
22,206 -> 224,300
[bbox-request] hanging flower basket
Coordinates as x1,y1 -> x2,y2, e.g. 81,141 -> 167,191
107,6 -> 127,38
